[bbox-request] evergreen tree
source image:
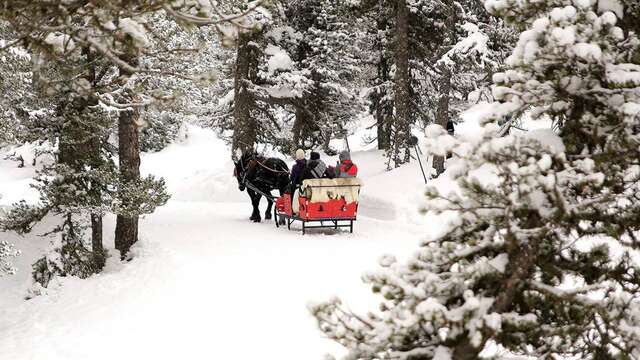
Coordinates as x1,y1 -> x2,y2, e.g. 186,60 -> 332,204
0,0 -> 244,280
357,0 -> 512,168
223,0 -> 363,156
283,0 -> 364,153
0,23 -> 52,148
312,0 -> 640,358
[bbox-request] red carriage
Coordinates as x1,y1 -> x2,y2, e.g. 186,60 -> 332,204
274,178 -> 362,234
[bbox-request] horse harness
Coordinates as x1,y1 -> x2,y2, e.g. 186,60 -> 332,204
238,155 -> 287,201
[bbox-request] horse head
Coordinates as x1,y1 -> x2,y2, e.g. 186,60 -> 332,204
232,150 -> 256,192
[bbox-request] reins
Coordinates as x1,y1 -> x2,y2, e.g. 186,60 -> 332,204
237,155 -> 279,202
238,155 -> 288,192
255,159 -> 289,174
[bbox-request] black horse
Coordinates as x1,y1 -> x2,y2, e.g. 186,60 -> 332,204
233,152 -> 290,222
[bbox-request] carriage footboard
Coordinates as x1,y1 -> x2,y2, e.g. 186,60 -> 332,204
275,213 -> 355,235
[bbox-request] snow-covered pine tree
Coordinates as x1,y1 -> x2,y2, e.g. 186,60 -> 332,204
138,13 -> 223,152
0,23 -> 52,148
312,0 -> 640,358
281,0 -> 364,153
363,1 -> 394,151
0,0 -> 251,264
357,0 -> 512,168
223,0 -> 363,156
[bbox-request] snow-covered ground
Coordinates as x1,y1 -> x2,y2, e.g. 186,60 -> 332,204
0,125 -> 445,360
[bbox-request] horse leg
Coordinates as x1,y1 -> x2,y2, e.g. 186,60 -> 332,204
248,190 -> 261,222
265,195 -> 273,220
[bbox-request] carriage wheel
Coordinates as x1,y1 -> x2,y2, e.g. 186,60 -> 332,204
274,208 -> 279,228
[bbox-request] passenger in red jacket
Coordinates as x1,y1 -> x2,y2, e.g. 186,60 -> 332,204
335,151 -> 358,178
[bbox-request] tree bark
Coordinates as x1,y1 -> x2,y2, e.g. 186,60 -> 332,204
83,46 -> 105,270
375,10 -> 391,150
432,68 -> 452,177
620,1 -> 640,38
293,104 -> 318,149
232,31 -> 259,155
91,213 -> 105,268
390,0 -> 411,167
114,104 -> 141,258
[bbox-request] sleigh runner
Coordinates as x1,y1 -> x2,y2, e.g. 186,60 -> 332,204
274,178 -> 362,234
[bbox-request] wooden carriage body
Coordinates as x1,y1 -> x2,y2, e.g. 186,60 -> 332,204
275,178 -> 362,234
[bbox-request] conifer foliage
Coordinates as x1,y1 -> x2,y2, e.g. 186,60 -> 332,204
0,0 -> 243,284
312,0 -> 640,358
223,0 -> 363,156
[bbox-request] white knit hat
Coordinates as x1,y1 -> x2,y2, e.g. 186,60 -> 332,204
295,149 -> 305,160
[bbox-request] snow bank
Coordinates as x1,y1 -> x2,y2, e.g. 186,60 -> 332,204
0,125 -> 431,360
140,125 -> 245,202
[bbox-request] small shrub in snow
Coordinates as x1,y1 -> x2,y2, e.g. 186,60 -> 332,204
140,111 -> 184,152
31,215 -> 98,288
0,240 -> 20,276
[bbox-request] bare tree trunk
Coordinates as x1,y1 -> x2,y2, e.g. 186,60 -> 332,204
620,2 -> 640,37
91,213 -> 104,268
375,12 -> 391,150
432,69 -> 452,177
83,46 -> 105,269
112,43 -> 141,259
232,31 -> 259,155
292,107 -> 306,148
390,0 -> 411,167
114,105 -> 141,258
292,105 -> 317,149
322,128 -> 332,153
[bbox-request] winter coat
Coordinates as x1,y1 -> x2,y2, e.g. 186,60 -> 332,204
290,159 -> 307,186
302,159 -> 331,180
336,160 -> 358,178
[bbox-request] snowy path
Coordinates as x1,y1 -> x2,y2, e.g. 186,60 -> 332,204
0,201 -> 424,360
0,126 -> 434,359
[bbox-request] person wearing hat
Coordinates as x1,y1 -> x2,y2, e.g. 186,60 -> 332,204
335,150 -> 358,178
302,151 -> 331,180
290,149 -> 307,188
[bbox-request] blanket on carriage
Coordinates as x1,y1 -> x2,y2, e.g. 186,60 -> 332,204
292,178 -> 362,214
300,178 -> 362,203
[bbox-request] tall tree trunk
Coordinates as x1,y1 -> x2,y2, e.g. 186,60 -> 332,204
376,12 -> 391,150
292,105 -> 317,149
620,2 -> 640,37
390,0 -> 411,167
292,107 -> 306,148
91,214 -> 104,268
432,68 -> 452,177
322,128 -> 332,153
114,45 -> 141,259
114,104 -> 141,258
232,31 -> 259,156
83,46 -> 105,269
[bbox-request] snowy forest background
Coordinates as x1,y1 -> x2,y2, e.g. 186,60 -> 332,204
1,0 -> 640,359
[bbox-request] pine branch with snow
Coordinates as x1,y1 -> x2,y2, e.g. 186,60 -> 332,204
312,0 -> 640,358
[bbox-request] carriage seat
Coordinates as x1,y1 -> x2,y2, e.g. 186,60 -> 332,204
292,178 -> 362,215
300,178 -> 362,203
